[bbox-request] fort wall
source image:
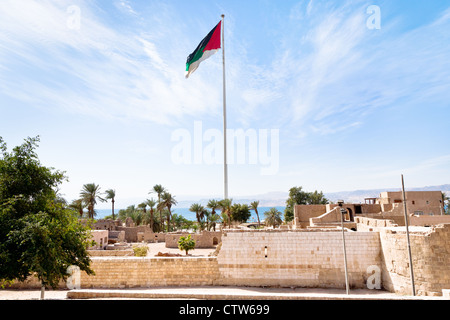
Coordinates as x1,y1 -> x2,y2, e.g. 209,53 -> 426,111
380,224 -> 450,296
216,230 -> 381,289
8,225 -> 450,296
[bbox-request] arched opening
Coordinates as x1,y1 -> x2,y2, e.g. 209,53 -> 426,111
346,208 -> 354,222
213,237 -> 219,245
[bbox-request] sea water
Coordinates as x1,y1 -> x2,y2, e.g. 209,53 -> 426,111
94,207 -> 286,222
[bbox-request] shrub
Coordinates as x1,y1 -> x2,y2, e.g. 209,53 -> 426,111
178,235 -> 196,256
133,245 -> 149,257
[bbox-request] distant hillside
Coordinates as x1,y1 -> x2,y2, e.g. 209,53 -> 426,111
326,184 -> 450,204
175,184 -> 450,208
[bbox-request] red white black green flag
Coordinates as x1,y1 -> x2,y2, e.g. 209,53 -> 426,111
185,21 -> 222,79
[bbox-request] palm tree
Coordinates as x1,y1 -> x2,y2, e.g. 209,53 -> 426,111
189,203 -> 205,231
104,189 -> 116,220
80,183 -> 105,219
160,192 -> 177,232
250,200 -> 261,227
203,209 -> 211,231
219,199 -> 232,228
151,184 -> 166,231
264,207 -> 282,228
69,199 -> 86,218
209,212 -> 221,231
146,199 -> 157,230
207,199 -> 220,216
138,202 -> 147,213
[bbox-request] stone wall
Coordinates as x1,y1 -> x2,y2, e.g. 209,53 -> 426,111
78,257 -> 220,288
9,257 -> 220,289
355,217 -> 398,232
294,205 -> 327,229
89,230 -> 109,250
216,230 -> 381,289
8,227 -> 450,296
410,215 -> 450,226
380,224 -> 450,296
165,231 -> 222,248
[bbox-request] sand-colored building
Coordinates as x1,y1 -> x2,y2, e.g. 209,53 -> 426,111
294,190 -> 448,229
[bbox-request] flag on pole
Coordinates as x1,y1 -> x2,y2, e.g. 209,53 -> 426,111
185,21 -> 222,79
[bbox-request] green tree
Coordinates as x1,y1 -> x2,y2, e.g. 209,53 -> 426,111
308,190 -> 329,205
151,184 -> 166,231
146,199 -> 157,231
207,199 -> 220,216
202,208 -> 211,231
208,212 -> 221,231
264,207 -> 283,228
230,203 -> 251,223
218,199 -> 232,228
207,199 -> 220,231
178,234 -> 196,256
284,186 -> 329,222
104,189 -> 116,220
160,192 -> 177,232
189,203 -> 205,230
80,183 -> 105,219
68,198 -> 85,218
171,213 -> 192,231
442,192 -> 450,215
0,136 -> 94,297
250,200 -> 261,226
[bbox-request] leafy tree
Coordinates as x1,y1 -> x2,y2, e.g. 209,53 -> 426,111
284,186 -> 329,222
0,136 -> 94,297
171,213 -> 192,231
264,207 -> 283,228
308,190 -> 329,205
178,234 -> 196,255
230,203 -> 251,223
104,189 -> 116,220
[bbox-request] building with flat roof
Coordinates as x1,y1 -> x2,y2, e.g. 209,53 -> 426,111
294,190 -> 448,229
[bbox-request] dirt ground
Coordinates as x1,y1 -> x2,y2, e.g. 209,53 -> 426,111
144,241 -> 217,257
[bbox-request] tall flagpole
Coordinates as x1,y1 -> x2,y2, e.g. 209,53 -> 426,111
221,14 -> 229,200
401,174 -> 415,296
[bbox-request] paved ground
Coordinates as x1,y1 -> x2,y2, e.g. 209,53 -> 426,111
144,241 -> 217,257
1,243 -> 447,301
0,286 -> 446,300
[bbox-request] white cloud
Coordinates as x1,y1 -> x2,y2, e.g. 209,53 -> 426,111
227,2 -> 450,141
0,0 -> 222,126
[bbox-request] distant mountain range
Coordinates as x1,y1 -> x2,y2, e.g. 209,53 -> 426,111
175,184 -> 450,208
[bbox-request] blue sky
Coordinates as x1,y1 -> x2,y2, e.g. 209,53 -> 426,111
1,0 -> 449,209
